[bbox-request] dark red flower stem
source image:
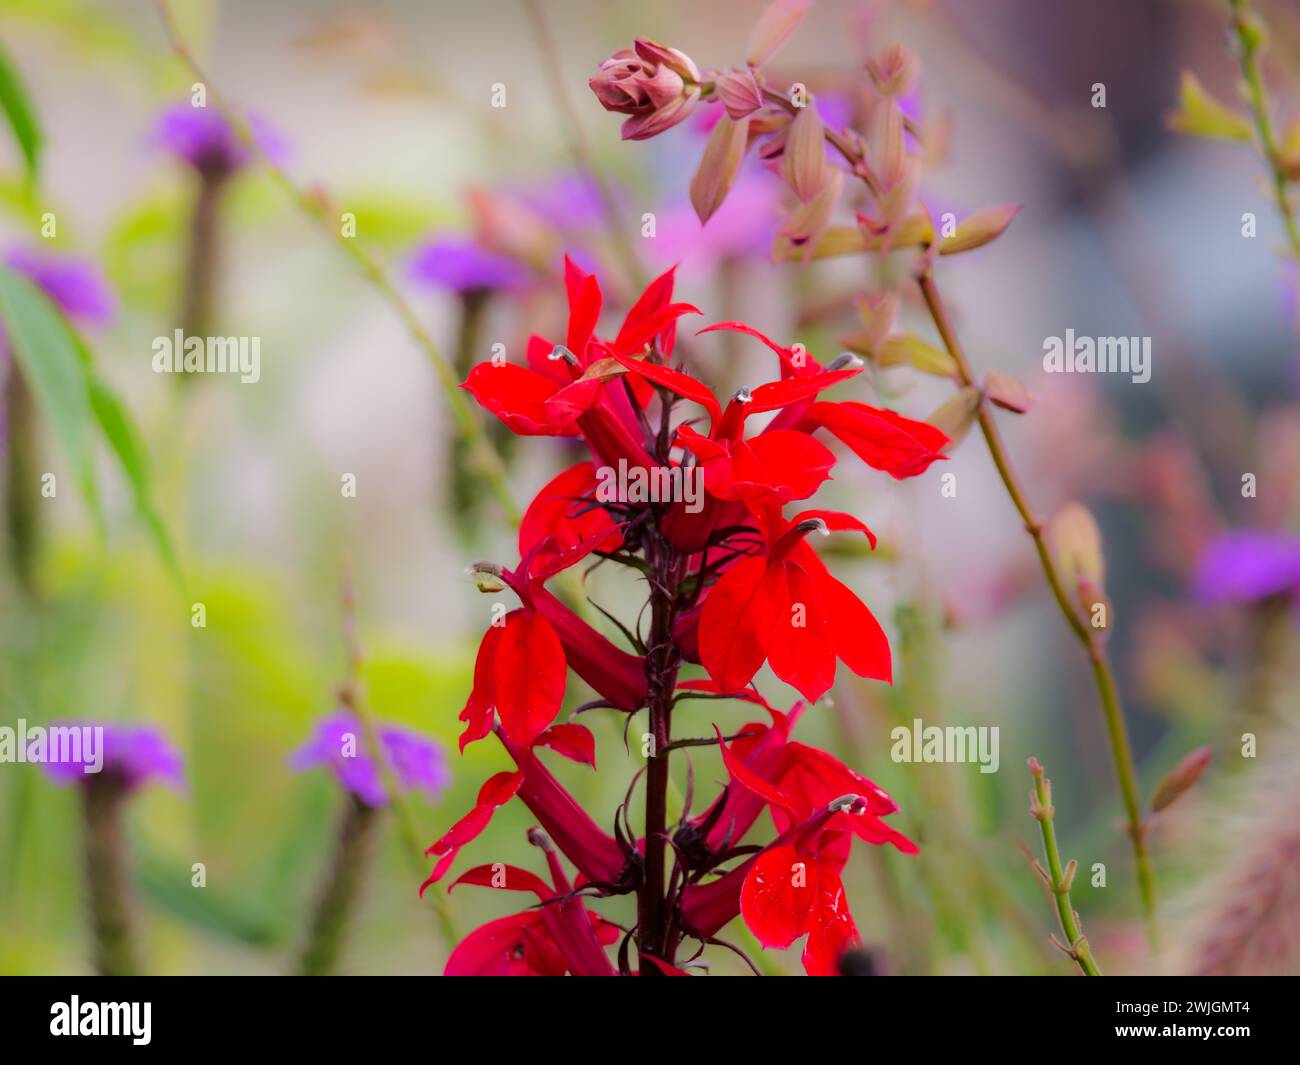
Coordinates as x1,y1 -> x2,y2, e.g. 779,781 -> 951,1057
637,529 -> 683,969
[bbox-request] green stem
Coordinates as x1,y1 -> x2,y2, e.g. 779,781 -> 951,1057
1230,0 -> 1300,257
4,367 -> 38,594
1028,758 -> 1103,976
337,566 -> 458,950
449,290 -> 515,539
297,792 -> 380,976
917,269 -> 1160,952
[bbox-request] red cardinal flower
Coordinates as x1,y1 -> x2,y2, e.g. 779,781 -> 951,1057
698,505 -> 891,699
607,345 -> 859,551
611,346 -> 858,502
701,321 -> 950,478
444,831 -> 620,976
677,727 -> 916,975
437,253 -> 928,975
460,528 -> 645,756
462,257 -> 699,471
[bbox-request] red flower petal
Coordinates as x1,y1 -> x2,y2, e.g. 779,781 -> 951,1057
698,321 -> 821,377
477,769 -> 527,808
564,256 -> 602,360
814,571 -> 892,684
740,843 -> 817,950
789,507 -> 877,549
494,610 -> 567,746
699,555 -> 786,693
800,862 -> 860,976
444,912 -> 555,976
534,722 -> 597,769
422,769 -> 525,892
715,725 -> 797,815
731,431 -> 836,502
640,955 -> 692,975
613,302 -> 701,358
777,741 -> 900,819
462,362 -> 575,436
746,368 -> 860,414
767,561 -> 838,700
459,623 -> 502,752
610,352 -> 722,428
674,422 -> 728,462
808,400 -> 948,479
525,333 -> 573,386
449,864 -> 553,900
613,264 -> 680,355
518,462 -> 620,561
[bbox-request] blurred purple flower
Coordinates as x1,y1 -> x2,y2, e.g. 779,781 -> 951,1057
4,246 -> 115,325
1193,530 -> 1300,604
408,237 -> 530,294
42,722 -> 185,793
515,173 -> 606,232
152,102 -> 289,176
291,711 -> 450,807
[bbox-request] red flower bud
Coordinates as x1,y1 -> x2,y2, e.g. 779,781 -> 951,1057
589,39 -> 701,141
714,68 -> 765,120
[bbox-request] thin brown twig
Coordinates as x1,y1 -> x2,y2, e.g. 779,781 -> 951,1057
761,85 -> 1161,948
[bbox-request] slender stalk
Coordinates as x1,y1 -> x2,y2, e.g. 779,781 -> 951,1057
338,563 -> 458,949
4,368 -> 38,594
1234,591 -> 1291,744
918,270 -> 1159,949
81,773 -> 141,976
1230,0 -> 1300,257
637,532 -> 681,968
449,290 -> 516,539
521,0 -> 648,291
763,76 -> 1160,945
297,791 -> 380,976
179,168 -> 228,343
1027,758 -> 1103,976
152,0 -> 519,524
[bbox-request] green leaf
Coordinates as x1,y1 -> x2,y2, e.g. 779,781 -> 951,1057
136,845 -> 281,948
925,386 -> 981,449
1167,72 -> 1252,142
0,41 -> 41,183
0,265 -> 178,576
938,204 -> 1022,255
0,265 -> 99,524
875,332 -> 959,377
85,365 -> 181,578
